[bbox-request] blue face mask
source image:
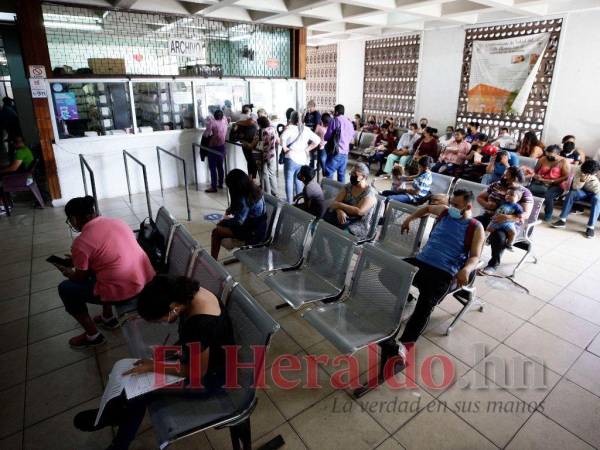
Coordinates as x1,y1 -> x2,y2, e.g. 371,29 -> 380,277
448,206 -> 463,219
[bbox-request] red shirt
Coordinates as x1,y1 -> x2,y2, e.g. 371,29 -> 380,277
72,217 -> 155,301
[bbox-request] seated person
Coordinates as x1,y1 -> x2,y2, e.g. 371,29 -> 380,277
381,156 -> 433,205
296,165 -> 326,218
560,139 -> 585,165
211,169 -> 267,259
383,122 -> 419,175
409,127 -> 439,169
381,165 -> 406,197
552,159 -> 600,239
393,189 -> 484,360
431,129 -> 470,175
73,275 -> 235,450
368,122 -> 398,176
0,136 -> 34,175
323,162 -> 376,240
56,196 -> 155,348
492,127 -> 517,151
529,145 -> 571,222
486,189 -> 524,250
481,150 -> 519,185
438,126 -> 455,149
362,115 -> 380,134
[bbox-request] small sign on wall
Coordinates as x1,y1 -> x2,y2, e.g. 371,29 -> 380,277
29,78 -> 48,98
266,58 -> 279,69
168,38 -> 205,58
29,65 -> 47,79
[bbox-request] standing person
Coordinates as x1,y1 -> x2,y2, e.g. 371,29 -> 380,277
518,131 -> 544,159
254,116 -> 279,196
431,128 -> 471,176
303,100 -> 321,132
324,104 -> 355,183
202,109 -> 228,193
0,97 -> 21,146
55,196 -> 155,348
280,111 -> 321,203
529,145 -> 570,221
296,165 -> 326,218
552,159 -> 600,238
211,169 -> 268,259
234,105 -> 259,180
383,122 -> 419,174
315,113 -> 330,175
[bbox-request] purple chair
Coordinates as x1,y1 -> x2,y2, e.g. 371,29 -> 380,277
1,159 -> 45,215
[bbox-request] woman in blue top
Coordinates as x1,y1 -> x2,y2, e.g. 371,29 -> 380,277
211,169 -> 267,259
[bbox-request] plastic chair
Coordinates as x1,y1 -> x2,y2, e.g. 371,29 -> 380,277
372,200 -> 428,257
138,284 -> 281,449
234,204 -> 315,274
451,178 -> 488,217
263,221 -> 356,309
1,159 -> 44,215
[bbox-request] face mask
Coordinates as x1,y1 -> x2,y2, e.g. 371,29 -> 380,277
369,120 -> 375,124
408,130 -> 415,135
448,206 -> 463,219
350,174 -> 359,185
546,155 -> 556,162
500,178 -> 509,187
420,123 -> 426,128
446,132 -> 453,138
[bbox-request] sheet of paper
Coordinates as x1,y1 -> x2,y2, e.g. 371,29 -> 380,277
94,359 -> 135,426
123,366 -> 185,400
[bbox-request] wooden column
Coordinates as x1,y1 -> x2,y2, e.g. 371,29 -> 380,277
16,0 -> 61,199
291,28 -> 307,79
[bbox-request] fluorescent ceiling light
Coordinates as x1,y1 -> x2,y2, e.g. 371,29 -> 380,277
44,21 -> 104,31
0,13 -> 16,22
43,13 -> 102,24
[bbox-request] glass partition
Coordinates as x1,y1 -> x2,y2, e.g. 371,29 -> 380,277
249,79 -> 298,123
50,81 -> 133,138
133,81 -> 194,132
196,80 -> 248,124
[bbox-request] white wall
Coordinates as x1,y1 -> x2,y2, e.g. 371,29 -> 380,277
544,10 -> 600,154
414,27 -> 465,131
52,129 -> 248,205
336,39 -> 365,117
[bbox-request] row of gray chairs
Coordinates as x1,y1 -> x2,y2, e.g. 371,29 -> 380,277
117,206 -> 282,450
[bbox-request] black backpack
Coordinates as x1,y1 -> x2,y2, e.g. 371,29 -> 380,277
325,118 -> 341,156
137,218 -> 166,272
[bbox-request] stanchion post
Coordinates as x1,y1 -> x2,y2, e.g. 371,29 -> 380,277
79,154 -> 100,215
156,146 -> 191,222
123,150 -> 153,219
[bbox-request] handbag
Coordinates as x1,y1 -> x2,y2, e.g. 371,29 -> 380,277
325,118 -> 341,156
279,125 -> 304,165
199,135 -> 210,162
137,218 -> 166,271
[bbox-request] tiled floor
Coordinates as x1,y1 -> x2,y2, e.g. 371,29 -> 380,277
1,178 -> 600,450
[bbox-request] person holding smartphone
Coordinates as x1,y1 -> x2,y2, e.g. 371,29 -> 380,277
55,196 -> 155,348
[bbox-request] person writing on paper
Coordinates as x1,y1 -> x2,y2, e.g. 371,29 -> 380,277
73,275 -> 234,450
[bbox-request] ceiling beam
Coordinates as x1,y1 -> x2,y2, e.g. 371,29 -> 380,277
198,0 -> 240,15
110,0 -> 137,9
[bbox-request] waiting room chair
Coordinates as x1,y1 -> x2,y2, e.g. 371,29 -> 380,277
191,249 -> 234,303
1,159 -> 45,215
263,220 -> 356,309
373,200 -> 428,257
303,244 -> 417,358
320,177 -> 345,206
440,266 -> 484,336
519,156 -> 538,172
234,204 -> 315,274
509,195 -> 544,277
430,172 -> 455,196
451,178 -> 488,217
357,193 -> 385,244
155,206 -> 179,260
145,284 -> 281,450
168,225 -> 201,278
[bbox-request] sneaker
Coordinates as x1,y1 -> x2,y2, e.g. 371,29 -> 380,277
69,332 -> 106,348
505,244 -> 514,252
74,408 -> 117,432
204,188 -> 218,193
585,228 -> 595,239
93,314 -> 121,330
480,265 -> 497,275
552,220 -> 567,229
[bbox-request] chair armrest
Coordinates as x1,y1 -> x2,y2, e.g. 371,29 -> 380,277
1,172 -> 31,189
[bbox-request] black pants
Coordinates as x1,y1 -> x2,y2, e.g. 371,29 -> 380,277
242,146 -> 258,179
476,213 -> 506,268
400,258 -> 454,344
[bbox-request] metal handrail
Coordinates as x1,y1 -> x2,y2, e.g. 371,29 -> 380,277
191,142 -> 230,206
123,150 -> 152,219
156,146 -> 191,221
79,154 -> 100,215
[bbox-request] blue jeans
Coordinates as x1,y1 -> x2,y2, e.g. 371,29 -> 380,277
560,190 -> 600,228
318,148 -> 328,177
326,153 -> 348,183
533,184 -> 564,221
381,192 -> 414,204
284,158 -> 303,203
58,277 -> 101,316
207,145 -> 225,189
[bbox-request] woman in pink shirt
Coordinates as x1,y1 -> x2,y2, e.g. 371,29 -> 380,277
202,109 -> 228,193
55,196 -> 155,348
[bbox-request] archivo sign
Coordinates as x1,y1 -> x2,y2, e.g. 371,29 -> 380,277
168,38 -> 205,58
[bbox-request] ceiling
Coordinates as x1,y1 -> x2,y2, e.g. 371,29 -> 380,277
39,0 -> 600,45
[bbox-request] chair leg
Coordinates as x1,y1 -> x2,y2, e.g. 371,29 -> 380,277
353,339 -> 404,399
229,418 -> 252,450
29,182 -> 45,209
446,288 -> 477,336
510,242 -> 533,278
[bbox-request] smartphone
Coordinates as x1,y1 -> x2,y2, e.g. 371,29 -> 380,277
46,255 -> 71,267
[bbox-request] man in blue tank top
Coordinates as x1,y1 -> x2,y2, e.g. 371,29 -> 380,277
399,189 -> 484,356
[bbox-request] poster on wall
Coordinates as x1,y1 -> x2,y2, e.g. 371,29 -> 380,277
467,33 -> 549,114
54,91 -> 79,120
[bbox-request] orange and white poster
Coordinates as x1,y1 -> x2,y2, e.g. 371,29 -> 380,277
467,33 -> 549,115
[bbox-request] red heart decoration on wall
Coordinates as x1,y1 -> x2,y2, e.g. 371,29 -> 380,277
133,54 -> 143,62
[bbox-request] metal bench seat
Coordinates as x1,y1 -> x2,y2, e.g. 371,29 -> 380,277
371,200 -> 427,257
263,221 -> 356,309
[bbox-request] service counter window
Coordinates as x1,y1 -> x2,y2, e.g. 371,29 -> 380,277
197,80 -> 248,123
50,81 -> 133,138
249,79 -> 298,122
133,81 -> 194,132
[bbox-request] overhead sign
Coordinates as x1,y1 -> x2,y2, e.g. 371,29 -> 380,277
29,65 -> 47,79
29,78 -> 48,98
168,38 -> 205,58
